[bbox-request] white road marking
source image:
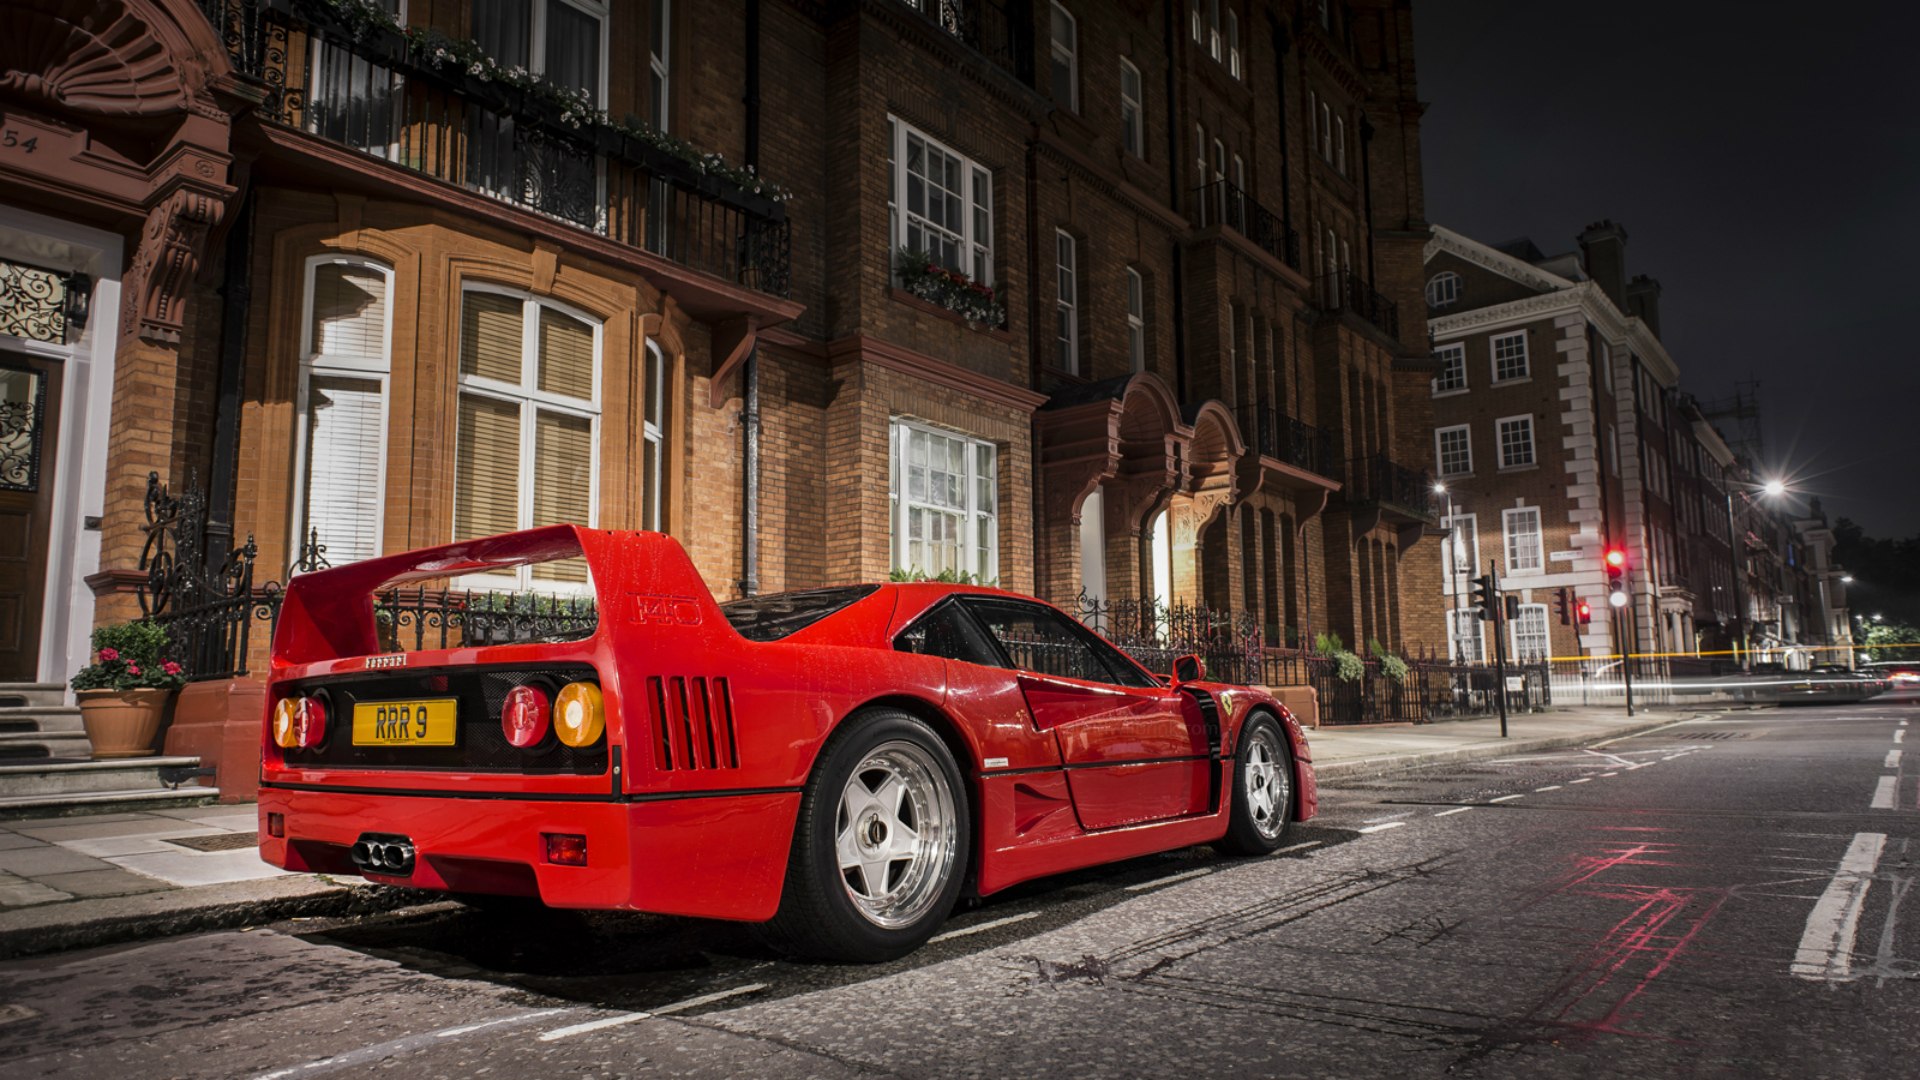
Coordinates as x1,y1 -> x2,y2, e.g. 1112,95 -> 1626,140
1599,772 -> 1619,778
1792,832 -> 1887,981
1872,777 -> 1898,810
1569,778 -> 1592,784
928,910 -> 1042,936
1896,730 -> 1906,744
254,1010 -> 564,1078
1275,840 -> 1324,854
538,984 -> 768,1042
1534,785 -> 1562,792
1433,807 -> 1473,817
1121,868 -> 1211,893
1357,821 -> 1407,834
1364,811 -> 1414,823
1887,750 -> 1902,769
1488,794 -> 1524,803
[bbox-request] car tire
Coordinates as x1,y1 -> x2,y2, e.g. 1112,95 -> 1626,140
756,708 -> 971,963
1214,712 -> 1294,856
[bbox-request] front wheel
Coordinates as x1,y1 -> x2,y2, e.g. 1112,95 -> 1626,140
756,709 -> 970,962
1215,713 -> 1294,855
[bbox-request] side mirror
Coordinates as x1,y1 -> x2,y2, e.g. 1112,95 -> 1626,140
1172,654 -> 1205,686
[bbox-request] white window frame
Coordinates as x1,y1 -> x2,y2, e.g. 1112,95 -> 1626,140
1448,609 -> 1485,663
889,417 -> 998,582
1190,1 -> 1202,43
1426,270 -> 1461,308
1226,9 -> 1240,78
1119,57 -> 1144,158
1496,414 -> 1535,470
1442,512 -> 1479,586
649,0 -> 670,130
1510,603 -> 1550,661
1490,329 -> 1529,382
293,255 -> 395,570
1319,100 -> 1333,160
477,0 -> 611,108
1207,0 -> 1222,60
1432,342 -> 1466,395
1503,506 -> 1543,575
1436,424 -> 1472,477
888,116 -> 994,285
1054,229 -> 1078,374
307,0 -> 407,159
1049,2 -> 1078,111
1125,266 -> 1145,373
453,283 -> 603,593
640,338 -> 667,531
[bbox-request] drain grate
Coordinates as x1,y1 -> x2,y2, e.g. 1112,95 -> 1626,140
164,831 -> 260,852
1674,731 -> 1746,740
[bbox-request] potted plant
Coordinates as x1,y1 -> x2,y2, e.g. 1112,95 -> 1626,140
70,621 -> 187,759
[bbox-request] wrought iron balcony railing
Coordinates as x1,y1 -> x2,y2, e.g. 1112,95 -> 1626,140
1237,401 -> 1332,476
884,0 -> 1035,82
1347,453 -> 1435,518
1193,180 -> 1302,270
1317,270 -> 1399,340
199,0 -> 790,297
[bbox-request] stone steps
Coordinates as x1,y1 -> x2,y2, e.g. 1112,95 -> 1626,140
0,756 -> 218,815
0,684 -> 67,709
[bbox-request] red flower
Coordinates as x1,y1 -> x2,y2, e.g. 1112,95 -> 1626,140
162,661 -> 182,675
126,664 -> 140,676
98,647 -> 119,662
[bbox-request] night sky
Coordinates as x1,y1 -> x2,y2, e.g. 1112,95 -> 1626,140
1412,1 -> 1920,537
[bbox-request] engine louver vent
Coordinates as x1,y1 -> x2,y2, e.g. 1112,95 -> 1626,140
646,675 -> 739,770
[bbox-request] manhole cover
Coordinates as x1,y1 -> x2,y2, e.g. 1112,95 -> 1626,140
165,831 -> 260,852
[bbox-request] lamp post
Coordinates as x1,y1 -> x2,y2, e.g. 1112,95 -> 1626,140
1435,482 -> 1465,660
1724,475 -> 1791,670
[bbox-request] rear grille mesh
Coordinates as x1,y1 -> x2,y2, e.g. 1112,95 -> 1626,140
647,676 -> 738,770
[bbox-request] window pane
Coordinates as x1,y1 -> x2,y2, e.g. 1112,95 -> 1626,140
461,292 -> 524,383
471,0 -> 531,67
531,409 -> 593,581
305,376 -> 384,564
311,264 -> 388,360
546,0 -> 601,100
641,432 -> 661,530
643,342 -> 665,428
455,393 -> 522,541
538,307 -> 595,399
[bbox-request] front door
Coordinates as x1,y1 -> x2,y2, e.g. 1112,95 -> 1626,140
0,350 -> 59,680
961,597 -> 1209,830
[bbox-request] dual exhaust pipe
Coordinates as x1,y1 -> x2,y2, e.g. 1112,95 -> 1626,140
350,834 -> 416,877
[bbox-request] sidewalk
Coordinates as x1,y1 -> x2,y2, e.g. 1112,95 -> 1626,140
0,704 -> 1707,960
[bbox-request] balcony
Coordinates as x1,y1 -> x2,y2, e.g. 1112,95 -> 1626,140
1237,402 -> 1332,477
1346,454 -> 1435,522
199,0 -> 790,297
1317,270 -> 1400,341
1193,180 -> 1302,270
883,0 -> 1035,83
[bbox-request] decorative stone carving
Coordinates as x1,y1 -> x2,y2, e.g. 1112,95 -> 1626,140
123,187 -> 224,342
0,0 -> 194,116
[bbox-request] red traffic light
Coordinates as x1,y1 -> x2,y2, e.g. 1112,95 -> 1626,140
1604,547 -> 1627,569
1575,599 -> 1592,624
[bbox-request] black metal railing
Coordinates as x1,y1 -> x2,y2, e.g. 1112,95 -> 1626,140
198,0 -> 790,296
1346,454 -> 1435,517
0,259 -> 92,345
1317,270 -> 1399,339
374,587 -> 598,651
1302,655 -> 1553,726
138,472 -> 296,681
1071,595 -> 1263,685
1238,401 -> 1332,476
883,0 -> 1035,82
1193,180 -> 1302,269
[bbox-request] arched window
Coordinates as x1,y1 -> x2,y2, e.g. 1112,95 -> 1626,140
296,256 -> 394,568
1426,270 -> 1462,309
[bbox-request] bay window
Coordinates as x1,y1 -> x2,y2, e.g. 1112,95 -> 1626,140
889,419 -> 998,582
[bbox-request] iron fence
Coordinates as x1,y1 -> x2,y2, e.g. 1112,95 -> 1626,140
196,0 -> 790,296
1238,401 -> 1332,476
1071,595 -> 1263,685
1348,454 -> 1436,517
1317,269 -> 1400,339
375,586 -> 598,651
1192,179 -> 1303,269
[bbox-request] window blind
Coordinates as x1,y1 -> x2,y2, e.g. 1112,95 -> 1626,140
455,393 -> 522,542
310,263 -> 388,360
538,308 -> 595,399
461,292 -> 524,383
531,410 -> 592,582
304,376 -> 384,565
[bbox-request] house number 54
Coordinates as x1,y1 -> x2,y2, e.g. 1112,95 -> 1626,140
2,131 -> 39,153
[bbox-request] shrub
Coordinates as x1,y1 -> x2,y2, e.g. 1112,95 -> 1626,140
70,622 -> 187,692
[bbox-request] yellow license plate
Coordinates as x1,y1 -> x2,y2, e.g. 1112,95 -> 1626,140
352,699 -> 458,746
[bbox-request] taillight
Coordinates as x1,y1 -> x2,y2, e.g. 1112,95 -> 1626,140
272,695 -> 327,748
554,682 -> 604,748
544,832 -> 588,866
501,685 -> 551,748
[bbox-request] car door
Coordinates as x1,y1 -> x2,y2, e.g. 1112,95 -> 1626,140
960,597 -> 1208,830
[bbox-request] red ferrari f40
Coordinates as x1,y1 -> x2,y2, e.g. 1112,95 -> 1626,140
259,526 -> 1316,961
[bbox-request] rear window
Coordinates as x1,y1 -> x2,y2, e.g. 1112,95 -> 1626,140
721,585 -> 879,642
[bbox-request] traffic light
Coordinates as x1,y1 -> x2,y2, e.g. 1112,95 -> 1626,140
1604,546 -> 1629,608
1470,575 -> 1495,621
1553,587 -> 1571,625
1504,595 -> 1521,621
1575,598 -> 1593,625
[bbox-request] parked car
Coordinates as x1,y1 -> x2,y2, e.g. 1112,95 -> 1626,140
1746,663 -> 1883,706
1861,659 -> 1920,689
258,526 -> 1317,962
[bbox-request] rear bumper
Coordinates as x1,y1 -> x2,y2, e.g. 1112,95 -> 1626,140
258,783 -> 801,922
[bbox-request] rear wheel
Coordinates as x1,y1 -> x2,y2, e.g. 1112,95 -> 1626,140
756,709 -> 969,962
1215,713 -> 1293,855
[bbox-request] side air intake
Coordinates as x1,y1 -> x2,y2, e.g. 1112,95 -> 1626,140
646,675 -> 739,770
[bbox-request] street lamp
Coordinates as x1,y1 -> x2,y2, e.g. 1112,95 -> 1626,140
1841,575 -> 1854,584
1762,478 -> 1787,498
1725,476 -> 1793,668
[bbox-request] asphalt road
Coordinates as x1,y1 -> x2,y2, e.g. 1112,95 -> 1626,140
3,697 -> 1917,1079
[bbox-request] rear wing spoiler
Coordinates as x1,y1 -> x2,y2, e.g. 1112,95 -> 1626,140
272,526 -> 729,666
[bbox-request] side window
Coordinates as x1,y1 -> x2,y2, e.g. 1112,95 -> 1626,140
961,599 -> 1156,688
894,600 -> 1002,667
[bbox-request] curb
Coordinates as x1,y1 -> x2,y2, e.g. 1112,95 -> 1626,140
1312,714 -> 1698,783
0,875 -> 436,962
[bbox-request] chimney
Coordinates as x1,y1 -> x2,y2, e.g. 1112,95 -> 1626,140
1577,219 -> 1629,309
1625,274 -> 1662,338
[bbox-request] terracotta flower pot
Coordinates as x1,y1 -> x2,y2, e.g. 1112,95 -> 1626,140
77,688 -> 173,760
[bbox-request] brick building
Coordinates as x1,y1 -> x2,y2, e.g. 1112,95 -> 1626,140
0,0 -> 1441,705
